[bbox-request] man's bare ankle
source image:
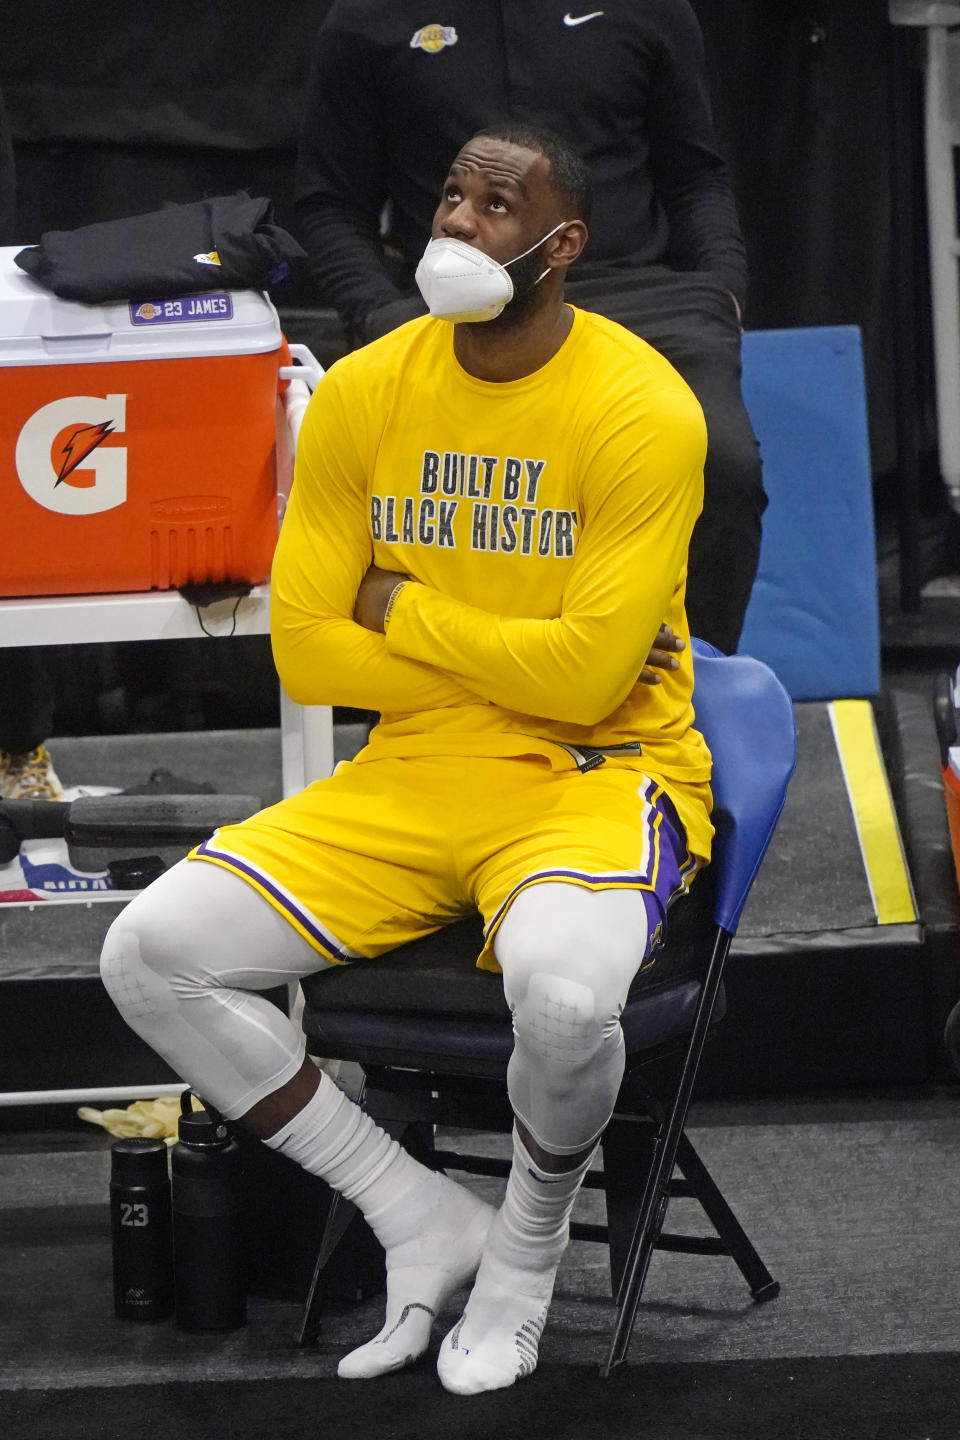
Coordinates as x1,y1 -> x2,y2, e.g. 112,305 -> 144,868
514,1119 -> 594,1174
240,1057 -> 322,1139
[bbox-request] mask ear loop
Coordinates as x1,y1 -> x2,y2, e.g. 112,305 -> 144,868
501,219 -> 569,276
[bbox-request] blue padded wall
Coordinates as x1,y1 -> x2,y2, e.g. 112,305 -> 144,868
737,326 -> 880,700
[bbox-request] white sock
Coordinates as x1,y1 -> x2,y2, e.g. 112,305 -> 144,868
437,1129 -> 595,1395
265,1074 -> 494,1378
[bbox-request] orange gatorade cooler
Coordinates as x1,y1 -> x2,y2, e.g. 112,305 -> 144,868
0,245 -> 291,596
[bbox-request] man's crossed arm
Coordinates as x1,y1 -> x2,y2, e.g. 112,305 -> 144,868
354,563 -> 685,690
270,365 -> 704,721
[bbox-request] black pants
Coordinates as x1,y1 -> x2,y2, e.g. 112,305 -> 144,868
565,265 -> 766,656
0,648 -> 54,753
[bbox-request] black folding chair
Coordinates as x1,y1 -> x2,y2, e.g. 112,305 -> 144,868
297,642 -> 797,1372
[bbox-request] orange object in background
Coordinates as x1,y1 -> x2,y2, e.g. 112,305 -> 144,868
1,248 -> 291,597
945,761 -> 960,896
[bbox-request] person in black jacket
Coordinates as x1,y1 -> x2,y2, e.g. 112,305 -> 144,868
294,0 -> 765,656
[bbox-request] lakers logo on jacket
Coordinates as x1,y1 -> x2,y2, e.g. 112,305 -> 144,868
410,23 -> 457,53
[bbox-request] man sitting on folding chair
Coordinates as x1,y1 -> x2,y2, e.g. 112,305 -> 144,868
100,123 -> 713,1395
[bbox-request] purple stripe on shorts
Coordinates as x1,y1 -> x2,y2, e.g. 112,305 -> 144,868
484,784 -> 692,957
194,838 -> 351,963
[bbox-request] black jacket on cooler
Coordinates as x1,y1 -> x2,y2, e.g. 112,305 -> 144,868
294,0 -> 747,336
15,193 -> 305,303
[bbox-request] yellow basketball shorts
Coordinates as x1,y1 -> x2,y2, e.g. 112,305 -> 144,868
189,753 -> 704,973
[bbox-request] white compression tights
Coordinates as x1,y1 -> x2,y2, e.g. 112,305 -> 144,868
100,861 -> 649,1138
100,858 -> 322,1119
100,861 -> 651,1391
436,882 -> 651,1394
495,880 -> 650,1155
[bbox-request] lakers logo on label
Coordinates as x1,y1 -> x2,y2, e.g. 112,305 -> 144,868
15,395 -> 127,516
410,23 -> 457,52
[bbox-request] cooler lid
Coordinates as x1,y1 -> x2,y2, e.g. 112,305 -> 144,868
0,246 -> 283,366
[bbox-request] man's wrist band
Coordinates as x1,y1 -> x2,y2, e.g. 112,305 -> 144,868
383,580 -> 408,631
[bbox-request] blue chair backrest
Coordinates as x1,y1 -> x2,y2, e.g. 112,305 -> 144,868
737,326 -> 880,701
691,640 -> 797,934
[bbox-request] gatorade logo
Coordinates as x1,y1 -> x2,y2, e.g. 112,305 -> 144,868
15,395 -> 127,515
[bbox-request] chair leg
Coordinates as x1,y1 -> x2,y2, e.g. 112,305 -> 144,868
600,1114 -> 661,1298
599,1122 -> 673,1377
601,929 -> 731,1376
673,1132 -> 779,1302
296,1190 -> 364,1346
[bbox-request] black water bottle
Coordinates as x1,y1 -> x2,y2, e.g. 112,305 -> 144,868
171,1093 -> 247,1331
110,1137 -> 174,1321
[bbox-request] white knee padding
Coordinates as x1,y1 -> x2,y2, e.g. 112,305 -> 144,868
98,859 -> 330,1119
507,969 -> 625,1152
495,881 -> 649,1023
513,972 -> 601,1067
100,925 -> 181,1028
495,882 -> 650,1156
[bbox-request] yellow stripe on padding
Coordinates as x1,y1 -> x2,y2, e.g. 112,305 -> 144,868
828,700 -> 917,925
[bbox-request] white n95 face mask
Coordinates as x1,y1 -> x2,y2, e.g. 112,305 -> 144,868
415,221 -> 568,323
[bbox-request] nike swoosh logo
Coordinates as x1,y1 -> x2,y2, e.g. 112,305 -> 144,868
564,10 -> 604,26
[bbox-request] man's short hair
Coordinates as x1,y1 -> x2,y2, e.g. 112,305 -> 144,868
473,122 -> 593,225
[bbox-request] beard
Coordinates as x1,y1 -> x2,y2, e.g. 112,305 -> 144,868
463,247 -> 548,334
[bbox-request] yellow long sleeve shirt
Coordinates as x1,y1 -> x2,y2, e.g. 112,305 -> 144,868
271,306 -> 713,859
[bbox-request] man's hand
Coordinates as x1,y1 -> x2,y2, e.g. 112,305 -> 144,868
354,564 -> 411,633
639,624 -> 685,685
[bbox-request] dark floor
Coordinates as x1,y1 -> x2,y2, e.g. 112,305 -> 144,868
3,1083 -> 960,1396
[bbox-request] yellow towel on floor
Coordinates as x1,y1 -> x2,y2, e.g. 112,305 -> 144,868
78,1093 -> 202,1144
